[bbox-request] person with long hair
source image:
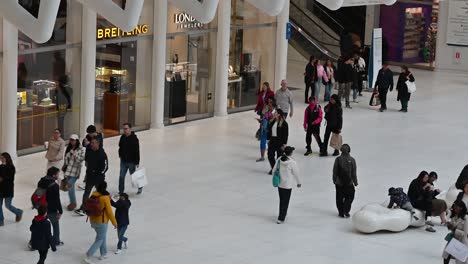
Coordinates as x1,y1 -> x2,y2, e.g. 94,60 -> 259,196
62,134 -> 85,211
267,109 -> 289,175
322,94 -> 343,156
396,65 -> 415,113
256,97 -> 276,162
255,82 -> 274,116
314,59 -> 329,100
442,200 -> 467,264
324,59 -> 336,102
408,171 -> 435,232
0,152 -> 23,226
272,146 -> 301,224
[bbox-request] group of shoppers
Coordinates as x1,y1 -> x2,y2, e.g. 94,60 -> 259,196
304,56 -> 335,104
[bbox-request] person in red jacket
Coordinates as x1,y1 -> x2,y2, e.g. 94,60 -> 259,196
303,96 -> 324,156
255,82 -> 274,116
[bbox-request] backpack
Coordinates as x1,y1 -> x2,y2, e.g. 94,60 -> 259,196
338,157 -> 353,185
31,182 -> 55,209
84,195 -> 103,218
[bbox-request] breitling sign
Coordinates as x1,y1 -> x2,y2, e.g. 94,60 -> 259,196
97,24 -> 149,40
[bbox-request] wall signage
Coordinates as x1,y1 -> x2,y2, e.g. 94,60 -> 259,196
447,0 -> 468,47
174,12 -> 204,30
97,24 -> 149,40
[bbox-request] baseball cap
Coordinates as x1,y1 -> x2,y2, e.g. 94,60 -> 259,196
69,134 -> 79,140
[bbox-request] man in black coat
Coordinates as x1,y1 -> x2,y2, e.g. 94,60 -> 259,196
304,56 -> 316,103
37,167 -> 63,246
75,137 -> 108,216
374,63 -> 394,112
118,123 -> 141,194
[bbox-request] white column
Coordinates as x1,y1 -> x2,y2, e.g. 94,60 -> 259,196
364,5 -> 380,46
80,7 -> 96,136
274,0 -> 289,88
151,0 -> 167,129
1,20 -> 18,157
214,0 -> 230,117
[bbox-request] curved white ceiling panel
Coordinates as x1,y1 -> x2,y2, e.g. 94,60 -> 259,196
317,0 -> 396,10
0,0 -> 61,43
75,0 -> 144,32
168,0 -> 219,24
246,0 -> 287,16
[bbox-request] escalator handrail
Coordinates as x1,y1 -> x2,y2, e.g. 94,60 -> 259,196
289,16 -> 340,48
289,21 -> 339,60
290,1 -> 341,43
310,1 -> 345,33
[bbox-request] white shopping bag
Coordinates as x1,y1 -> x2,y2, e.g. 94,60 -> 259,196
131,167 -> 148,188
445,238 -> 468,262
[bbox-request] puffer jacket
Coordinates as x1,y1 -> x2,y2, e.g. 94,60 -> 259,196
332,145 -> 357,186
272,157 -> 301,189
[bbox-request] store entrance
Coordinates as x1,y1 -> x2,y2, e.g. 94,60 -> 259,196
165,32 -> 215,125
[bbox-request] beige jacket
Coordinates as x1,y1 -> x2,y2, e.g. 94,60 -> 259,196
45,137 -> 65,162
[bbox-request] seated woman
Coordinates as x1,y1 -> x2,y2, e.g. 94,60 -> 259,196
408,171 -> 436,232
443,200 -> 467,264
456,181 -> 468,205
427,172 -> 448,225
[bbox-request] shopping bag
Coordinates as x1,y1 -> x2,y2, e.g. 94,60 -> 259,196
131,167 -> 148,189
272,160 -> 281,188
445,238 -> 468,262
406,80 -> 416,93
330,133 -> 343,150
369,92 -> 381,107
59,178 -> 71,192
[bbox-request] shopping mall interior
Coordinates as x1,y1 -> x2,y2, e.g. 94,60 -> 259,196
1,0 -> 468,263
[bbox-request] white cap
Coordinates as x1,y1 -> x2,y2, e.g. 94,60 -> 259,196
69,134 -> 79,140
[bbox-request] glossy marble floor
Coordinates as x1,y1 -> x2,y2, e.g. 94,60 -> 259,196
2,66 -> 467,264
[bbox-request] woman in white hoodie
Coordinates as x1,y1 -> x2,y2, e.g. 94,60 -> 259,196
272,146 -> 302,224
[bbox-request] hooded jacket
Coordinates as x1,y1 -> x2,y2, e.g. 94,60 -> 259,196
272,156 -> 301,189
111,199 -> 131,227
303,98 -> 323,130
37,176 -> 62,214
119,132 -> 140,165
0,165 -> 15,198
332,145 -> 357,186
324,101 -> 343,131
30,215 -> 56,251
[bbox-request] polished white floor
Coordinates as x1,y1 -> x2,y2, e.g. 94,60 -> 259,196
2,66 -> 468,264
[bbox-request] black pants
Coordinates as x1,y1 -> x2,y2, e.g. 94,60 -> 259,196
412,200 -> 432,219
80,177 -> 103,209
278,188 -> 292,221
306,126 -> 322,152
322,127 -> 333,153
305,82 -> 313,102
335,185 -> 355,216
268,139 -> 284,169
358,74 -> 364,94
38,249 -> 48,264
378,89 -> 388,110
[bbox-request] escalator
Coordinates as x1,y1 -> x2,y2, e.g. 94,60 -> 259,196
289,1 -> 340,60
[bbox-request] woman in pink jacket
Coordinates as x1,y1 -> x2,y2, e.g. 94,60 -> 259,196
314,59 -> 329,101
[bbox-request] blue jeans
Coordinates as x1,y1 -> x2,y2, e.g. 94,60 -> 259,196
314,81 -> 322,99
117,225 -> 128,249
66,176 -> 78,205
324,83 -> 332,102
0,197 -> 23,222
47,212 -> 60,245
87,223 -> 108,257
119,161 -> 136,194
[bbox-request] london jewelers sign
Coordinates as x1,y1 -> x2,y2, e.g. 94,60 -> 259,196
174,12 -> 204,30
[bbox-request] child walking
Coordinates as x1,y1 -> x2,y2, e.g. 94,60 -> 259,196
111,193 -> 131,254
388,187 -> 419,220
30,206 -> 56,264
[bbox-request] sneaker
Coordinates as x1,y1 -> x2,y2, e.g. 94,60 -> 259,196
268,170 -> 272,175
425,226 -> 436,233
137,188 -> 143,195
124,241 -> 128,249
256,157 -> 265,162
319,152 -> 328,157
115,249 -> 122,255
57,241 -> 64,247
426,220 -> 435,227
83,257 -> 94,264
75,209 -> 86,216
304,150 -> 312,156
276,220 -> 284,224
67,203 -> 77,211
338,213 -> 345,218
345,105 -> 352,109
99,255 -> 108,260
333,150 -> 340,156
379,108 -> 384,112
16,211 -> 23,222
344,213 -> 351,218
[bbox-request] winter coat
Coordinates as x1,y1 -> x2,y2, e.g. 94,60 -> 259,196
267,120 -> 289,145
455,165 -> 468,190
387,188 -> 410,208
37,176 -> 62,214
303,98 -> 323,132
396,72 -> 415,102
30,216 -> 56,251
272,157 -> 301,189
336,58 -> 346,83
63,146 -> 85,178
332,145 -> 357,186
88,191 -> 117,226
0,165 -> 15,198
375,68 -> 394,91
119,132 -> 140,165
255,90 -> 275,113
324,103 -> 343,132
85,147 -> 108,184
407,179 -> 431,205
45,137 -> 65,162
305,62 -> 316,84
111,199 -> 131,227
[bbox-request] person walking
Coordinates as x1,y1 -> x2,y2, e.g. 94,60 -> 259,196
37,167 -> 63,246
303,96 -> 324,156
396,65 -> 415,113
337,57 -> 354,109
267,109 -> 289,175
275,80 -> 294,119
272,146 -> 301,224
374,62 -> 394,112
324,59 -> 336,102
111,193 -> 131,254
83,181 -> 117,264
408,171 -> 436,232
30,206 -> 57,264
304,56 -> 316,103
322,94 -> 343,157
78,125 -> 104,191
118,123 -> 141,195
45,128 -> 65,170
255,82 -> 275,116
0,152 -> 23,226
75,137 -> 109,216
256,97 -> 276,162
333,144 -> 358,218
314,59 -> 329,100
62,134 -> 85,211
353,52 -> 366,98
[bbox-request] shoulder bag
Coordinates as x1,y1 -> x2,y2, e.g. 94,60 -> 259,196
272,160 -> 281,188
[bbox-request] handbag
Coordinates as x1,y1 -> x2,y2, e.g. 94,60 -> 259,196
445,232 -> 454,242
272,160 -> 281,188
369,92 -> 381,107
131,167 -> 148,189
330,133 -> 343,150
406,80 -> 416,93
59,178 -> 71,192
